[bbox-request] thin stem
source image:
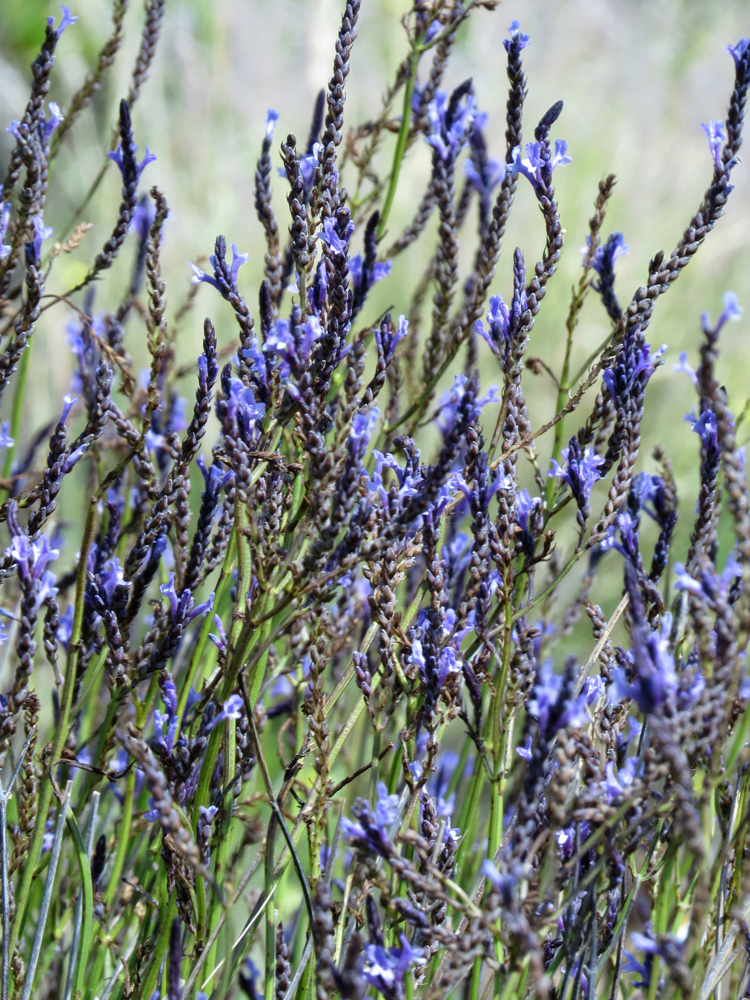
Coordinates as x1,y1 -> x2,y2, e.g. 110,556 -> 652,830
19,781 -> 73,1000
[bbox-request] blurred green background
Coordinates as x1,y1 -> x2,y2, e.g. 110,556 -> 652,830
0,0 -> 749,573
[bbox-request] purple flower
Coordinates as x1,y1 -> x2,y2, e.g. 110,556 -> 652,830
108,143 -> 156,181
0,202 -> 10,259
130,196 -> 154,242
0,422 -> 14,451
161,676 -> 178,717
208,614 -> 227,653
265,108 -> 279,140
674,551 -> 742,604
153,709 -> 180,755
196,454 -> 229,498
600,510 -> 639,562
367,450 -> 422,512
702,119 -> 726,169
374,314 -> 407,362
413,635 -> 462,693
223,377 -> 266,437
43,102 -> 64,140
503,20 -> 530,53
701,289 -> 742,335
318,215 -> 354,256
623,925 -> 682,991
603,342 -> 666,404
264,316 -> 322,380
515,489 -> 542,534
425,90 -> 480,162
550,440 -> 605,508
604,757 -> 640,804
363,935 -> 425,997
586,231 -> 629,281
465,154 -> 503,206
190,242 -> 248,290
159,573 -> 214,624
298,143 -> 321,194
341,782 -> 400,856
481,859 -> 517,903
436,376 -> 498,437
350,254 -> 392,295
508,139 -> 571,192
100,557 -> 127,604
32,215 -> 53,259
728,38 -> 750,67
348,408 -> 379,462
6,532 -> 59,586
516,736 -> 532,760
475,294 -> 511,356
673,351 -> 698,385
526,663 -> 586,736
204,694 -> 244,733
615,572 -> 677,714
685,408 -> 719,464
51,6 -> 77,38
373,782 -> 400,826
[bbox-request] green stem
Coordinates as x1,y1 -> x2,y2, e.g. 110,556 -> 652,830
135,891 -> 176,1000
1,347 -> 31,493
175,527 -> 237,729
376,37 -> 423,241
9,498 -> 98,968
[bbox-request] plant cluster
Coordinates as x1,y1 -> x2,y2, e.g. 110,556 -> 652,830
0,2 -> 749,999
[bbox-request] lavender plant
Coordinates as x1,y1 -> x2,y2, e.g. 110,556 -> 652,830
1,3 -> 750,999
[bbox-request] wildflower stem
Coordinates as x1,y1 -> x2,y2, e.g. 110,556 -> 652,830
64,791 -> 98,1000
0,347 -> 30,495
137,886 -> 177,1000
19,781 -> 72,1000
9,498 -> 98,968
175,526 -> 237,729
376,38 -> 423,241
545,270 -> 590,506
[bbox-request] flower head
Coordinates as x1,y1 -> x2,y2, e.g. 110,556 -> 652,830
465,151 -> 503,209
318,215 -> 354,256
341,782 -> 400,857
44,102 -> 64,140
190,242 -> 248,291
32,215 -> 53,259
363,935 -> 425,997
549,439 -> 605,511
51,6 -> 77,38
503,20 -> 530,53
0,422 -> 14,451
425,90 -> 480,162
348,408 -> 379,462
159,573 -> 214,624
674,552 -> 742,605
702,119 -> 726,169
701,290 -> 742,335
685,408 -> 719,466
508,138 -> 571,192
350,254 -> 391,295
108,144 -> 156,181
374,314 -> 407,363
264,108 -> 279,140
728,38 -> 750,67
436,376 -> 498,437
603,342 -> 665,405
203,694 -> 244,733
264,316 -> 322,382
0,202 -> 10,260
